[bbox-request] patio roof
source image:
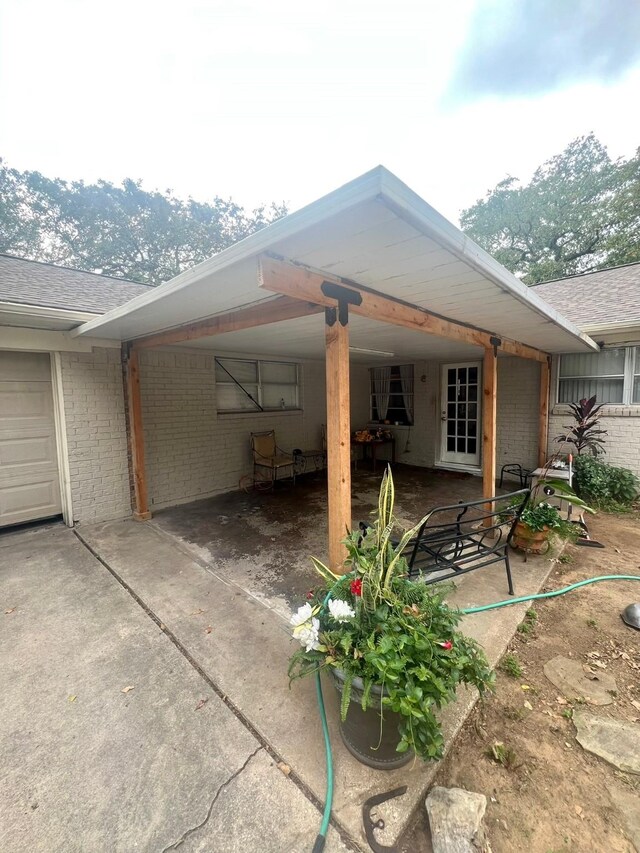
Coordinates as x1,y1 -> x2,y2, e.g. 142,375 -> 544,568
73,166 -> 597,356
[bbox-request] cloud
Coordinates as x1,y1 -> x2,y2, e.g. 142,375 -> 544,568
447,0 -> 640,102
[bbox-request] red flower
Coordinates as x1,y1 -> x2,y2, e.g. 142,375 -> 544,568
438,640 -> 453,650
305,589 -> 315,600
350,578 -> 363,597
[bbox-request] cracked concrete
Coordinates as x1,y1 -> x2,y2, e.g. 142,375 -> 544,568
0,524 -> 351,852
162,746 -> 263,851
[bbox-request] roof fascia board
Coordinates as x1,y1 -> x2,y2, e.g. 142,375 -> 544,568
72,167 -> 387,339
0,326 -> 120,352
377,169 -> 600,354
0,301 -> 99,324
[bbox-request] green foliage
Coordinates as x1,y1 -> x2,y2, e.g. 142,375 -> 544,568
288,468 -> 494,762
573,455 -> 639,509
499,654 -> 523,678
460,134 -> 640,283
487,741 -> 520,770
555,396 -> 607,457
0,159 -> 287,284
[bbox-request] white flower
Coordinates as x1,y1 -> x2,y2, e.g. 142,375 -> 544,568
294,617 -> 321,652
328,599 -> 355,622
290,603 -> 313,627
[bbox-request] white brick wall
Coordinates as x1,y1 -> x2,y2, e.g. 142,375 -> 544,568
59,347 -> 132,523
496,357 -> 540,472
139,349 -> 371,509
373,356 -> 540,474
549,409 -> 640,476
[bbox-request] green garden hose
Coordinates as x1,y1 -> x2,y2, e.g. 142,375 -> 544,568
312,573 -> 640,851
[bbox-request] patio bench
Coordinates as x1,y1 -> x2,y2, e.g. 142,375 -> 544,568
391,488 -> 530,595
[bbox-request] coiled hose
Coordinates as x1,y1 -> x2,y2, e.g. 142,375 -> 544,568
311,574 -> 640,851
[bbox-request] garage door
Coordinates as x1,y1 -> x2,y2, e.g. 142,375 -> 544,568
0,352 -> 62,527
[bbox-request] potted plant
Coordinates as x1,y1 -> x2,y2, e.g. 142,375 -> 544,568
287,469 -> 494,769
510,462 -> 594,553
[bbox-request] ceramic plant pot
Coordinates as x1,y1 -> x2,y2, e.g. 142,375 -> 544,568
330,668 -> 413,770
512,521 -> 551,554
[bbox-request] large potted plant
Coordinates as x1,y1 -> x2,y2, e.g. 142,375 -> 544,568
511,462 -> 594,554
288,469 -> 494,769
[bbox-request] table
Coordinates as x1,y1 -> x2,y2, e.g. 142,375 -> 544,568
352,437 -> 396,473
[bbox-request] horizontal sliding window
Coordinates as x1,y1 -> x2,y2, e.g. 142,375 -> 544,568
215,357 -> 301,413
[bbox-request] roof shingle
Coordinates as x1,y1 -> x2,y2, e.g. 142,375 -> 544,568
0,254 -> 152,314
533,263 -> 640,328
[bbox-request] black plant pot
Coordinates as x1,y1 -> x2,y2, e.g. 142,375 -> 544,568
330,669 -> 414,770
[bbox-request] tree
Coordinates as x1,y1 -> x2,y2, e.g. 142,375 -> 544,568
460,134 -> 640,283
0,161 -> 288,284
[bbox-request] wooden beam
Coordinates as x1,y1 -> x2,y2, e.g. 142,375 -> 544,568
124,346 -> 151,521
258,255 -> 550,363
131,296 -> 323,350
538,356 -> 551,467
482,346 -> 498,517
325,308 -> 352,571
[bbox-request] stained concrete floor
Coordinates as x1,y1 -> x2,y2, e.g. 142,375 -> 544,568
1,466 -> 553,852
151,466 -> 512,620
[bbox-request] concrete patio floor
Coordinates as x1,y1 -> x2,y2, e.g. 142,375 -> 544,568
0,523 -> 349,853
1,466 -> 555,851
71,465 -> 553,850
151,466 -> 514,620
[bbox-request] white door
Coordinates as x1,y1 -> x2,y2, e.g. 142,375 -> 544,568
0,352 -> 62,527
439,362 -> 481,468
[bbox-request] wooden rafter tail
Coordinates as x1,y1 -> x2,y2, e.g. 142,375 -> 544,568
258,255 -> 550,363
131,295 -> 323,350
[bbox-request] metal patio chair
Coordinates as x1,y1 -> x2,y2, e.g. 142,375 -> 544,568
250,430 -> 295,489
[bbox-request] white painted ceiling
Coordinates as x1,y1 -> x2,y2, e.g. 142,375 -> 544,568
75,167 -> 597,356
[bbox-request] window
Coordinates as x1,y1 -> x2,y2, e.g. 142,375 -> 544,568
558,347 -> 640,405
370,364 -> 414,425
215,358 -> 301,413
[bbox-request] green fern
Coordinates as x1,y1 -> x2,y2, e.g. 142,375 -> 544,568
340,671 -> 353,721
361,677 -> 373,711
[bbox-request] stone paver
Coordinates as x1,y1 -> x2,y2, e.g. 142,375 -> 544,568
425,787 -> 489,853
543,656 -> 617,705
574,711 -> 640,775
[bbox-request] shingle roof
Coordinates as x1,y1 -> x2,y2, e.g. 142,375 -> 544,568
0,254 -> 152,314
533,263 -> 640,328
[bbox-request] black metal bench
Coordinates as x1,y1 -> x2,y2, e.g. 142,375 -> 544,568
393,488 -> 530,595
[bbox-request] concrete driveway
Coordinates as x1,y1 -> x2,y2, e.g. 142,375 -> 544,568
0,524 -> 348,853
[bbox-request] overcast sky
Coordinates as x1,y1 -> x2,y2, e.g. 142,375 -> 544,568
1,0 -> 639,224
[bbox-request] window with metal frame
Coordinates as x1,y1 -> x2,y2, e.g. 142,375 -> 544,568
215,357 -> 301,413
558,347 -> 640,405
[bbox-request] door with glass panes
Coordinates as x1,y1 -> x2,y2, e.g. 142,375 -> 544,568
440,362 -> 481,467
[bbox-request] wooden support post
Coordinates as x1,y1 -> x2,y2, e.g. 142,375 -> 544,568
538,357 -> 551,467
124,346 -> 151,521
325,307 -> 352,571
482,346 -> 498,520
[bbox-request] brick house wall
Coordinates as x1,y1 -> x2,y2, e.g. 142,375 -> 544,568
138,348 -> 371,510
54,346 -> 543,525
58,347 -> 132,523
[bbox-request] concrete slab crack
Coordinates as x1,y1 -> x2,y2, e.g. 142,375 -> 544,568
162,745 -> 263,851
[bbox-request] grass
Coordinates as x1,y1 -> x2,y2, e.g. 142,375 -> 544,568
499,653 -> 524,678
487,740 -> 521,770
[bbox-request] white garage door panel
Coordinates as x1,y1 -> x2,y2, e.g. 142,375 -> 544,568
0,352 -> 62,527
0,479 -> 61,527
0,434 -> 59,467
0,386 -> 54,418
